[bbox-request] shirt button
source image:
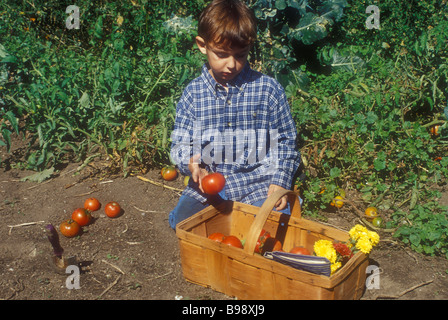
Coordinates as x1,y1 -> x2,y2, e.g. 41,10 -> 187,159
227,122 -> 232,127
227,100 -> 231,105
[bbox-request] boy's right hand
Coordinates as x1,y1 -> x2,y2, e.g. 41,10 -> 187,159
188,154 -> 208,193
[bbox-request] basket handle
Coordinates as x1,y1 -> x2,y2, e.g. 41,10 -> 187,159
244,189 -> 301,255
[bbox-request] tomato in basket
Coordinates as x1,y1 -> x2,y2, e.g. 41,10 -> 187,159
290,246 -> 311,255
208,232 -> 225,242
222,235 -> 243,248
255,229 -> 271,254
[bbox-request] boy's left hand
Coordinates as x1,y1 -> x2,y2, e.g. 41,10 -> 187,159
267,184 -> 288,211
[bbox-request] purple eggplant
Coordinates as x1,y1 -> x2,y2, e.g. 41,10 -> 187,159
45,224 -> 64,258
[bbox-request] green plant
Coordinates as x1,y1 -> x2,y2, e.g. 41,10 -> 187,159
0,0 -> 204,174
393,202 -> 448,258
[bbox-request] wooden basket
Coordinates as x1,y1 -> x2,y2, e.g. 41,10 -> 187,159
176,190 -> 369,300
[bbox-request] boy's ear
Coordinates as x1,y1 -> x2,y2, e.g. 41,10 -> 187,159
195,36 -> 207,54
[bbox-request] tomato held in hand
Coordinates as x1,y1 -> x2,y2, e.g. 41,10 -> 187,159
60,219 -> 80,238
208,232 -> 226,242
290,246 -> 311,255
105,201 -> 122,218
71,208 -> 92,227
222,235 -> 243,248
161,166 -> 178,181
84,197 -> 101,212
202,172 -> 226,195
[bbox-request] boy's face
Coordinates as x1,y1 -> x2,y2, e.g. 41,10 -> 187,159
196,36 -> 250,87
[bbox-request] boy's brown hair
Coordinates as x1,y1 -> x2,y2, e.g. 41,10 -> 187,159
198,0 -> 257,49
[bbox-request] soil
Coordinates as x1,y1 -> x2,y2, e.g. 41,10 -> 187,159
1,137 -> 448,301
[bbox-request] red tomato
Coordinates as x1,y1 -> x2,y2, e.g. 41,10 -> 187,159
84,197 -> 101,212
71,208 -> 91,227
255,229 -> 271,254
222,235 -> 243,248
208,232 -> 226,242
104,201 -> 122,218
266,237 -> 283,252
60,219 -> 80,238
201,172 -> 226,195
290,246 -> 311,255
161,166 -> 178,181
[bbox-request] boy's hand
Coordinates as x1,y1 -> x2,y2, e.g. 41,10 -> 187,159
188,154 -> 208,193
267,184 -> 288,211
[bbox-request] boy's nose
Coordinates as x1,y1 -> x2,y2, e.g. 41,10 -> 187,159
227,56 -> 236,70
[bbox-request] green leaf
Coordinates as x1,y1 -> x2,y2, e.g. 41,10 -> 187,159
329,167 -> 341,178
410,234 -> 421,247
275,0 -> 287,10
373,157 -> 386,171
20,167 -> 55,183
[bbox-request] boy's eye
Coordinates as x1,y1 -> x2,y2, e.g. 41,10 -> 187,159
216,52 -> 228,58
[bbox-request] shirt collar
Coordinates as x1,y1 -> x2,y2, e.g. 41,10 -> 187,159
201,62 -> 251,93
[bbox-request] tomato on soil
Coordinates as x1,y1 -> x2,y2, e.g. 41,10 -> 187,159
208,232 -> 226,242
372,217 -> 383,228
330,196 -> 344,208
289,246 -> 311,255
161,166 -> 178,181
84,197 -> 101,212
430,125 -> 440,136
222,235 -> 243,248
201,172 -> 226,195
71,208 -> 91,227
60,219 -> 80,238
105,201 -> 122,218
365,207 -> 378,221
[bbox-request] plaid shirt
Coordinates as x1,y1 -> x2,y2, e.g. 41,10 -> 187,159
170,63 -> 300,204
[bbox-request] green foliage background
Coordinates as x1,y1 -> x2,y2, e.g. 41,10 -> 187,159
1,0 -> 448,257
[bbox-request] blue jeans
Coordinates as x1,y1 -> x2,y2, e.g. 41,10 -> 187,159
168,193 -> 293,230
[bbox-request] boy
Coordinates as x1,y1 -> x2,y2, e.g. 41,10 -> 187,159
169,0 -> 300,229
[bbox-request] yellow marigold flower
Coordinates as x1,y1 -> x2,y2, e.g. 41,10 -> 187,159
356,236 -> 373,254
368,230 -> 380,246
349,224 -> 369,241
330,262 -> 342,275
314,240 -> 337,264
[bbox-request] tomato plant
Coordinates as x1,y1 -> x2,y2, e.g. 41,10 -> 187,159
290,247 -> 311,255
201,172 -> 226,195
161,166 -> 178,181
222,235 -> 243,248
71,208 -> 92,227
60,219 -> 80,238
208,232 -> 225,242
84,197 -> 101,212
105,201 -> 122,218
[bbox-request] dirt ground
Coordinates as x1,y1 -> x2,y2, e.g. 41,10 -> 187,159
1,140 -> 448,301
